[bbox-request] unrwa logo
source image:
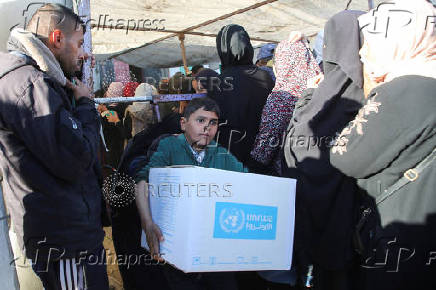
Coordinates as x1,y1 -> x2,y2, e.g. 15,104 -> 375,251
219,207 -> 245,233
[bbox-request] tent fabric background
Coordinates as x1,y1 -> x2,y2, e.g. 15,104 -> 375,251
1,0 -> 380,68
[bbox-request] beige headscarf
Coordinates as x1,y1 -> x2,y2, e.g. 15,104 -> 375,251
124,83 -> 156,136
358,0 -> 436,82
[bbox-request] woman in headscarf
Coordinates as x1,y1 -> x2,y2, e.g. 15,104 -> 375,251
251,33 -> 321,175
213,24 -> 274,173
330,1 -> 436,289
282,10 -> 366,290
124,83 -> 157,138
99,81 -> 128,170
123,81 -> 140,98
256,43 -> 277,82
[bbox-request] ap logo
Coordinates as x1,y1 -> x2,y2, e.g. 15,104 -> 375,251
219,207 -> 245,234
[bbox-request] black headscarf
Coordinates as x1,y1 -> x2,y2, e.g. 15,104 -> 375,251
322,10 -> 364,88
213,24 -> 274,173
283,10 -> 365,270
216,24 -> 254,68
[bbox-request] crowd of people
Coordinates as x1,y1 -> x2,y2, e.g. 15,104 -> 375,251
0,1 -> 435,290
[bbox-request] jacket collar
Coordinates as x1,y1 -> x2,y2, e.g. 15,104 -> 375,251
7,28 -> 67,86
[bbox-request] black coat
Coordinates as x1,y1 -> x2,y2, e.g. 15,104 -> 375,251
213,25 -> 274,172
283,11 -> 365,270
0,51 -> 104,262
330,75 -> 436,289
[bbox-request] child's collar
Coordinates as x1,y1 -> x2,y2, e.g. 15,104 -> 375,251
179,133 -> 217,154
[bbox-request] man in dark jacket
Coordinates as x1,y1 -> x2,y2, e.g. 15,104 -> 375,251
0,4 -> 108,289
213,24 -> 274,174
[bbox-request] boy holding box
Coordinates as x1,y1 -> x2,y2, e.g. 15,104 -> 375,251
135,97 -> 246,290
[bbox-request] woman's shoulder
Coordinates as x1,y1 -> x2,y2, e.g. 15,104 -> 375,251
377,75 -> 436,102
373,76 -> 436,119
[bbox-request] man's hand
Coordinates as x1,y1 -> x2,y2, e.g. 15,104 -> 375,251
83,52 -> 96,69
66,78 -> 92,101
143,221 -> 164,261
307,74 -> 324,89
105,110 -> 120,124
97,104 -> 108,114
135,180 -> 164,261
288,31 -> 304,43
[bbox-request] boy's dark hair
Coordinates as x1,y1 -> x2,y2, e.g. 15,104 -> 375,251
26,4 -> 85,42
183,97 -> 220,120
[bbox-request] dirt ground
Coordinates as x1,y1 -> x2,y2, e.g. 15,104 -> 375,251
104,227 -> 124,290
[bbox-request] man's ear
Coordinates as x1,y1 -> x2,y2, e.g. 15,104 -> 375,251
49,29 -> 64,49
180,117 -> 186,131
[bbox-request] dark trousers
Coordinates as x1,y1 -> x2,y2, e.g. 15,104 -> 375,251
32,244 -> 109,290
164,264 -> 238,290
111,205 -> 170,290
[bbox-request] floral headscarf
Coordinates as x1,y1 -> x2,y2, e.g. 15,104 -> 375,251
105,82 -> 124,98
123,82 -> 140,97
251,39 -> 321,169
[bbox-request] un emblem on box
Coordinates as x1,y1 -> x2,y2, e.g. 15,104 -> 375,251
214,202 -> 278,240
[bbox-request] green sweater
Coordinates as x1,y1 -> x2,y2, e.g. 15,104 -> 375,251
136,134 -> 248,182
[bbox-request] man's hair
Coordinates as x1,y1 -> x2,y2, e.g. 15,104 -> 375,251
183,97 -> 220,120
26,4 -> 85,42
168,72 -> 193,94
191,65 -> 204,75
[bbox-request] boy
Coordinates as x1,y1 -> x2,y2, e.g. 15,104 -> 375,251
135,97 -> 246,290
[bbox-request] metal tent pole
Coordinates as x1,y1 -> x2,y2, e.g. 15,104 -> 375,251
78,0 -> 93,88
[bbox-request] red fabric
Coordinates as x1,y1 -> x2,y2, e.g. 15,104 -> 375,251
123,82 -> 140,97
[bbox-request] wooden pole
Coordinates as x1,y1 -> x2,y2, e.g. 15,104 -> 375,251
77,0 -> 93,89
178,33 -> 190,75
94,25 -> 280,44
178,33 -> 190,113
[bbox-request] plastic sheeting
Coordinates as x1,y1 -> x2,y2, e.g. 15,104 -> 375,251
1,0 -> 381,67
90,0 -> 381,67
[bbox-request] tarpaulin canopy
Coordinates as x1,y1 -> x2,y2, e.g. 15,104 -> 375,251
0,0 -> 381,68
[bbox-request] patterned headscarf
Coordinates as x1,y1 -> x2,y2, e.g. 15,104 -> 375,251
123,82 -> 140,97
359,0 -> 436,82
105,82 -> 124,98
251,39 -> 321,169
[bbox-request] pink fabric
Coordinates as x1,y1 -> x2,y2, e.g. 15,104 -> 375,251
251,40 -> 321,170
113,59 -> 131,84
105,82 -> 124,98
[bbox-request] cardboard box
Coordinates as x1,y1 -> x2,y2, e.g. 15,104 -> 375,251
141,166 -> 296,273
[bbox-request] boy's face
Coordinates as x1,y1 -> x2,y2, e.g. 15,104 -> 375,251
180,108 -> 219,150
